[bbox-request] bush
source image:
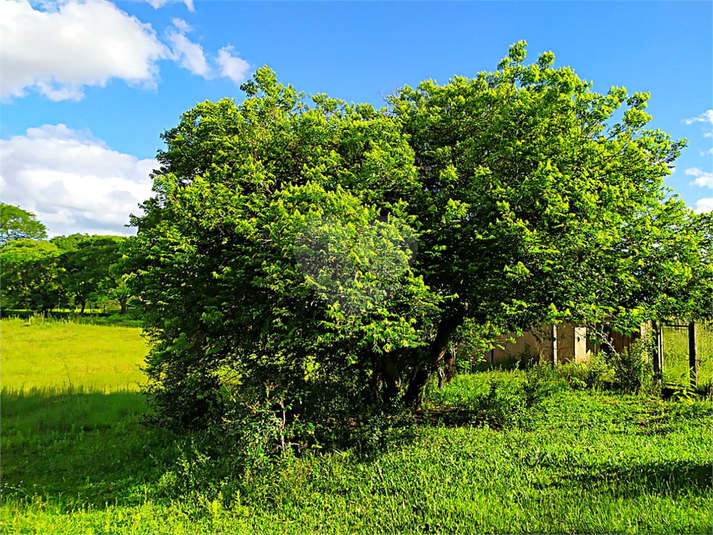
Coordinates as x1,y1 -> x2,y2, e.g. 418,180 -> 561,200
605,341 -> 653,393
125,48 -> 709,443
557,353 -> 615,390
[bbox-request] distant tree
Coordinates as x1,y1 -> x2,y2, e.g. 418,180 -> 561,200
0,239 -> 61,314
59,235 -> 124,314
126,45 -> 708,435
0,203 -> 48,247
107,257 -> 133,315
52,233 -> 91,253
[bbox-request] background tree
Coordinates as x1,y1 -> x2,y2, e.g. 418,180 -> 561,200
1,239 -> 62,314
58,235 -> 124,314
0,203 -> 48,247
126,46 -> 708,434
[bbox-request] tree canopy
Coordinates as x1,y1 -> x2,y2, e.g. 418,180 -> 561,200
125,43 -> 712,433
0,217 -> 132,315
1,238 -> 61,313
0,203 -> 48,247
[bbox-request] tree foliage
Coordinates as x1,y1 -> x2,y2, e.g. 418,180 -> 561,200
0,203 -> 48,247
59,235 -> 124,314
0,213 -> 132,315
126,44 -> 711,434
1,239 -> 62,313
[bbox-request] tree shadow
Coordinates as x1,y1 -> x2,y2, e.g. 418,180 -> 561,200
534,458 -> 712,498
1,388 -> 175,508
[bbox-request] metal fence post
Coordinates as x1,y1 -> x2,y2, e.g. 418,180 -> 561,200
689,322 -> 698,388
652,320 -> 663,378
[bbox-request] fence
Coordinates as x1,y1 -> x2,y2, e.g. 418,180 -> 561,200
657,322 -> 713,387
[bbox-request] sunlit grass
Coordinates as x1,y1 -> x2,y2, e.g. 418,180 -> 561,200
1,317 -> 148,392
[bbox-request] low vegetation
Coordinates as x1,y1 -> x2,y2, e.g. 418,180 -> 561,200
2,318 -> 711,534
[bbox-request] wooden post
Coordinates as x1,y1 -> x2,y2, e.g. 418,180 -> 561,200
551,324 -> 558,367
659,322 -> 665,376
689,322 -> 698,387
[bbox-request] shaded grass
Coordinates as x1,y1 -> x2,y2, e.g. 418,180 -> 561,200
3,386 -> 711,533
1,322 -> 712,534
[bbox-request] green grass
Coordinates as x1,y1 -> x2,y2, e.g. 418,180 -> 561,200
2,319 -> 712,534
1,316 -> 148,392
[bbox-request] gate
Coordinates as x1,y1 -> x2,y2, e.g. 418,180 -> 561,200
656,322 -> 713,388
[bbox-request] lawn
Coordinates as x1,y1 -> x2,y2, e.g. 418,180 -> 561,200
2,318 -> 711,534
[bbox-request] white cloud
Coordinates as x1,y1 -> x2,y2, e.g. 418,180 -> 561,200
684,110 -> 713,125
1,1 -> 252,101
686,167 -> 713,189
0,0 -> 169,102
166,25 -> 210,78
171,17 -> 192,33
694,198 -> 713,214
217,45 -> 251,84
0,124 -> 155,236
144,0 -> 194,12
701,148 -> 713,156
164,23 -> 250,83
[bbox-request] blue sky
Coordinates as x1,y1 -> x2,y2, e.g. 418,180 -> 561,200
1,0 -> 711,236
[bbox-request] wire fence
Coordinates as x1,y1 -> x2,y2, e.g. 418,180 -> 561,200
662,322 -> 713,387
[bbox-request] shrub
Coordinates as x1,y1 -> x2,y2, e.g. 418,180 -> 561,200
606,341 -> 653,393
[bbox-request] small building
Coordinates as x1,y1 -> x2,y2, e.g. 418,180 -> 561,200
483,323 -> 646,366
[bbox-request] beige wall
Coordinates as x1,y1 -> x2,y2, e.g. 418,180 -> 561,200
483,323 -> 588,365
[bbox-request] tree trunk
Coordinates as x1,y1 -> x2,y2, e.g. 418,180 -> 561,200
119,299 -> 127,315
403,306 -> 465,407
80,300 -> 86,314
381,352 -> 401,402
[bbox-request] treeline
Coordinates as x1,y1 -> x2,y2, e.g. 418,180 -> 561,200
1,203 -> 133,315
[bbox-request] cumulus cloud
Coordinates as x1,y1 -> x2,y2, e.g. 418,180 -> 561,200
694,198 -> 713,214
217,45 -> 251,84
684,110 -> 713,125
0,0 -> 169,101
1,1 -> 252,101
171,17 -> 192,33
0,124 -> 155,236
686,167 -> 713,189
144,0 -> 194,11
166,21 -> 210,77
164,21 -> 251,84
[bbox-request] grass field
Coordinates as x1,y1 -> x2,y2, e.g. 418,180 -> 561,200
1,316 -> 148,392
2,318 -> 712,534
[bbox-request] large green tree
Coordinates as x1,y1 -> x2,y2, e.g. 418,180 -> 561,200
126,44 -> 710,432
0,203 -> 48,247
